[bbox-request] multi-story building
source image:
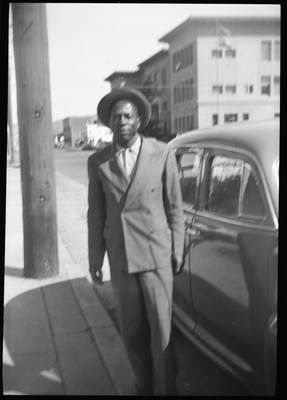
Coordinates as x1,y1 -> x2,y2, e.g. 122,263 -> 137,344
104,50 -> 172,139
137,49 -> 171,137
104,71 -> 141,91
158,16 -> 280,133
63,115 -> 97,146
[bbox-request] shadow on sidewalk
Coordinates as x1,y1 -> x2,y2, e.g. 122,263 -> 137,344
3,281 -> 65,395
3,277 -> 119,395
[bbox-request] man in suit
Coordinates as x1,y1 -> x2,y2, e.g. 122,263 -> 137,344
87,87 -> 185,395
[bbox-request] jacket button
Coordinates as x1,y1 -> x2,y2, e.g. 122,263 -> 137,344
150,230 -> 155,235
146,209 -> 150,214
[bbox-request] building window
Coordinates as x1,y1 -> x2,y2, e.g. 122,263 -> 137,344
175,118 -> 178,133
188,44 -> 193,66
154,72 -> 159,84
224,114 -> 238,123
178,117 -> 182,132
161,68 -> 167,86
182,83 -> 185,102
212,49 -> 223,58
261,76 -> 271,95
274,77 -> 280,96
176,51 -> 181,71
274,41 -> 280,61
212,85 -> 223,94
186,116 -> 190,131
178,85 -> 181,103
184,47 -> 188,69
225,49 -> 236,58
162,101 -> 167,111
186,80 -> 189,101
189,79 -> 194,99
182,116 -> 186,132
174,86 -> 177,104
190,115 -> 194,130
212,114 -> 218,125
274,113 -> 280,118
261,41 -> 271,61
243,113 -> 249,121
173,54 -> 176,72
225,85 -> 236,94
244,85 -> 253,94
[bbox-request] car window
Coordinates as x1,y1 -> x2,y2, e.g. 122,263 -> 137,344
206,155 -> 266,222
177,152 -> 201,207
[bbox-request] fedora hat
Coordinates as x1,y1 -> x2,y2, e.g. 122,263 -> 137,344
97,87 -> 151,132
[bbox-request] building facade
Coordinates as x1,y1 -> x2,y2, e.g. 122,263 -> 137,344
63,115 -> 97,146
137,50 -> 171,138
104,50 -> 172,140
104,71 -> 141,91
159,16 -> 280,133
82,121 -> 113,145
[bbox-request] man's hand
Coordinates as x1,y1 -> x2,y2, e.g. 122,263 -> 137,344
89,264 -> 103,285
171,256 -> 185,277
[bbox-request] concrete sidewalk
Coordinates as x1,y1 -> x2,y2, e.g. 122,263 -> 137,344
3,165 -> 136,395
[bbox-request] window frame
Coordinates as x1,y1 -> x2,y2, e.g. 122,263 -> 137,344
175,147 -> 204,211
197,147 -> 275,228
225,85 -> 236,94
212,49 -> 223,58
261,40 -> 272,61
261,76 -> 271,96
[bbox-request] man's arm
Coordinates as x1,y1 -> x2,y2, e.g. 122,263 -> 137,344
162,147 -> 186,275
87,155 -> 106,283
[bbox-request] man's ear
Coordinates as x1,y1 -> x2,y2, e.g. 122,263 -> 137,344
137,116 -> 142,129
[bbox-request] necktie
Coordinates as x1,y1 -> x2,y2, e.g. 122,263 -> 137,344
123,148 -> 133,177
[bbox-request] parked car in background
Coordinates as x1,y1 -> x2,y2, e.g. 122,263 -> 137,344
79,139 -> 95,151
169,119 -> 279,395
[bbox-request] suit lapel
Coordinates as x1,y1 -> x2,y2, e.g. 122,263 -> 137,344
124,138 -> 160,209
99,143 -> 130,196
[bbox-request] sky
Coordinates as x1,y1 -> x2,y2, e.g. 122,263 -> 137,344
9,3 -> 280,125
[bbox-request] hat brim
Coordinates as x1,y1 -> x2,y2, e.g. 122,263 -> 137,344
97,87 -> 151,132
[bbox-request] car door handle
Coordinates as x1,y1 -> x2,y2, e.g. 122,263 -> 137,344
186,227 -> 200,236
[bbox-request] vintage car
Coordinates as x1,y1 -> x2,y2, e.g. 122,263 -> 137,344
169,119 -> 279,395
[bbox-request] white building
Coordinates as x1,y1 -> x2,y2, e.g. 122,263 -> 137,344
82,121 -> 113,145
159,16 -> 280,132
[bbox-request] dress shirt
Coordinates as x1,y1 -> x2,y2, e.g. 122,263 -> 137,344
116,136 -> 142,177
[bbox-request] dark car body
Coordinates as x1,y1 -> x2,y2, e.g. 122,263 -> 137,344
169,119 -> 279,395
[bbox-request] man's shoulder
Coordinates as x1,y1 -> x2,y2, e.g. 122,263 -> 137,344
143,137 -> 169,151
88,142 -> 114,165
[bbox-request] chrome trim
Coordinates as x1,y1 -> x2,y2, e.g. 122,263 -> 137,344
194,209 -> 277,232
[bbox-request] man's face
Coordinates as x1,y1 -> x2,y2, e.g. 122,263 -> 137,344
109,99 -> 141,147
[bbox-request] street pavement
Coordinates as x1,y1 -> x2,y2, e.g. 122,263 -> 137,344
3,164 -> 137,395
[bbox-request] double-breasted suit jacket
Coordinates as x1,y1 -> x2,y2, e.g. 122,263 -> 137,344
87,136 -> 185,274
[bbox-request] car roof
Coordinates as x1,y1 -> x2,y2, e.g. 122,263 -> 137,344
169,119 -> 279,219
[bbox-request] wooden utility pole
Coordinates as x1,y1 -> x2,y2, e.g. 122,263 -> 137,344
11,3 -> 59,278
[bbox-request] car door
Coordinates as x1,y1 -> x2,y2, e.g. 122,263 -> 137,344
188,149 -> 277,385
173,148 -> 203,335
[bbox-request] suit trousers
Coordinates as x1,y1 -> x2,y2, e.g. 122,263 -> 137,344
110,266 -> 178,396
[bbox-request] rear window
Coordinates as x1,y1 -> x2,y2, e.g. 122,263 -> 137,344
206,156 -> 266,222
